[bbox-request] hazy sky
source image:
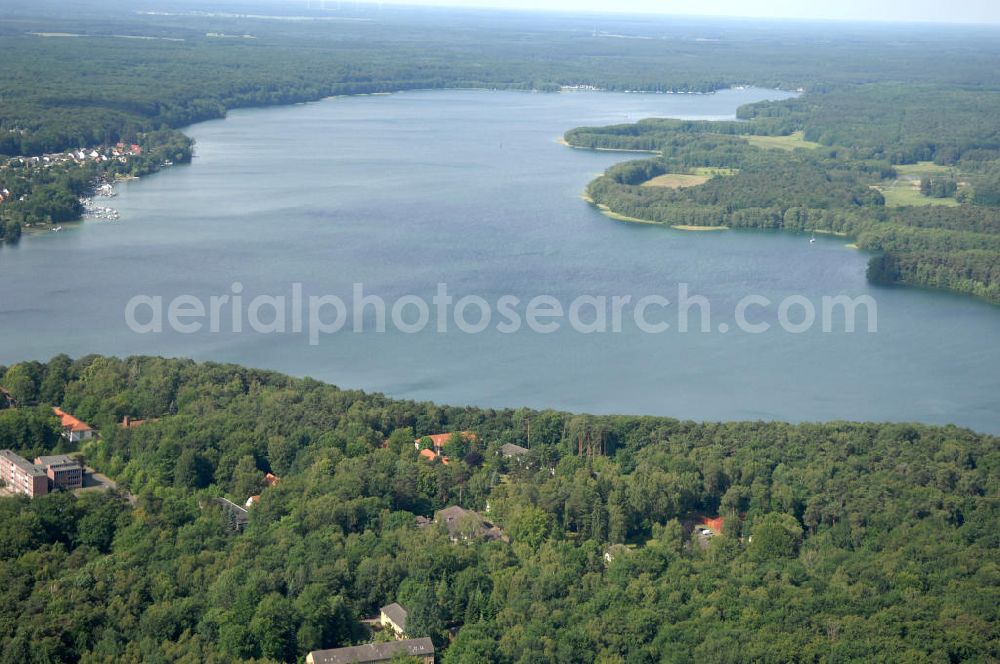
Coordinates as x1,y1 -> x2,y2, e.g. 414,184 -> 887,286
358,0 -> 1000,24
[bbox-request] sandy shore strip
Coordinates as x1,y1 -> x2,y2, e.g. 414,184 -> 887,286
557,137 -> 661,154
581,195 -> 659,224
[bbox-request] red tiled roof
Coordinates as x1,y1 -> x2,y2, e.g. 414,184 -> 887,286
701,516 -> 724,534
415,431 -> 477,449
53,407 -> 93,433
265,472 -> 280,487
418,448 -> 450,465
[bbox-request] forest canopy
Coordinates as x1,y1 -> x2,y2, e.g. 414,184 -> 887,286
0,355 -> 996,662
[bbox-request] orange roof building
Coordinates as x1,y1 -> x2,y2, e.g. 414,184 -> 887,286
701,516 -> 724,534
414,431 -> 477,452
53,407 -> 95,443
418,448 -> 450,465
246,472 -> 281,508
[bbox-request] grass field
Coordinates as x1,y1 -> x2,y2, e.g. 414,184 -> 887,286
745,131 -> 824,151
874,183 -> 960,208
894,161 -> 954,177
641,173 -> 710,188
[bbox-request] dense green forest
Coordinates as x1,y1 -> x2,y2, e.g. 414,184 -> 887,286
0,356 -> 997,663
1,6 -> 998,662
566,84 -> 1000,303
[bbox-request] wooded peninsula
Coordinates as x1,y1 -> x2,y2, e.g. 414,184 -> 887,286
565,85 -> 1000,303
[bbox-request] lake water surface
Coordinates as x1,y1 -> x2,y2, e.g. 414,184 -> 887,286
2,88 -> 999,432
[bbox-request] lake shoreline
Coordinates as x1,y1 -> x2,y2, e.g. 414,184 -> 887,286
3,88 -> 998,433
558,136 -> 660,154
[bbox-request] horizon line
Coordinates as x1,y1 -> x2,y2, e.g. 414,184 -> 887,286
320,1 -> 1000,28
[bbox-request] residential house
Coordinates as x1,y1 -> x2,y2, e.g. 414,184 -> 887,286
435,505 -> 506,543
245,472 -> 280,508
0,387 -> 14,409
701,516 -> 724,534
53,407 -> 95,443
694,517 -> 723,549
214,497 -> 250,533
34,454 -> 84,491
306,638 -> 434,664
500,443 -> 529,458
379,602 -> 408,638
414,431 -> 477,454
418,448 -> 449,465
0,450 -> 49,497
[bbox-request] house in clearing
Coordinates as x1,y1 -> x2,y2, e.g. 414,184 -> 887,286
53,407 -> 95,443
306,638 -> 434,664
695,516 -> 724,549
379,602 -> 408,638
435,505 -> 507,543
414,431 -> 477,454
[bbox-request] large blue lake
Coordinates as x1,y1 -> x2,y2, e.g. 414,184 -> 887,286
2,88 -> 998,432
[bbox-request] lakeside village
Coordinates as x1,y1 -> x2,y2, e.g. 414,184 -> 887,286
0,390 -> 729,663
0,143 -> 152,225
0,129 -> 192,240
